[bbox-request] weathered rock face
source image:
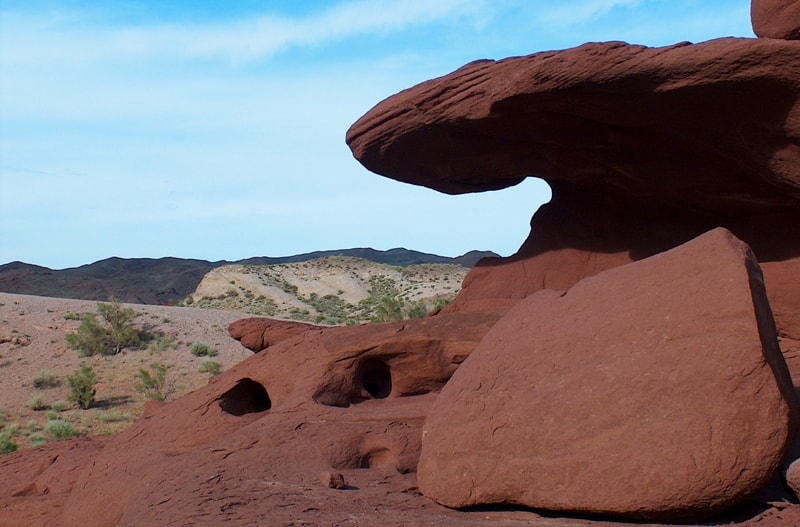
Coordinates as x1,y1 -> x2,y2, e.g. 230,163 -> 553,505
418,229 -> 797,522
346,35 -> 800,356
752,0 -> 800,39
44,312 -> 498,527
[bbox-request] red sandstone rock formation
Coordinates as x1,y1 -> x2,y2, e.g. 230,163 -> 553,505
418,229 -> 797,522
345,35 -> 800,372
3,3 -> 800,526
752,0 -> 800,39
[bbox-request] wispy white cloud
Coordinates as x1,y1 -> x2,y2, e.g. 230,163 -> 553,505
537,0 -> 642,26
0,0 -> 483,65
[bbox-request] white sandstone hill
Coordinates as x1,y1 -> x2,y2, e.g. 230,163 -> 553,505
187,256 -> 468,325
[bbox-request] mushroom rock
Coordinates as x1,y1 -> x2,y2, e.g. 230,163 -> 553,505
752,0 -> 800,39
417,228 -> 799,522
345,36 -> 800,363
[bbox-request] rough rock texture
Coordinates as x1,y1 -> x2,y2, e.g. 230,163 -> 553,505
346,36 -> 800,366
752,0 -> 800,39
418,229 -> 797,522
0,312 -> 500,527
227,317 -> 319,352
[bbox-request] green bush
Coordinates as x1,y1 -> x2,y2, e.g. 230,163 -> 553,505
29,431 -> 46,447
50,400 -> 67,412
65,300 -> 141,356
33,370 -> 60,389
190,341 -> 216,357
0,433 -> 17,454
45,419 -> 77,440
27,396 -> 46,411
136,362 -> 171,401
63,311 -> 81,321
67,365 -> 97,409
66,314 -> 107,356
198,359 -> 221,376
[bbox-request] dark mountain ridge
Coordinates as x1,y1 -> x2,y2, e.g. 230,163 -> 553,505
0,248 -> 497,305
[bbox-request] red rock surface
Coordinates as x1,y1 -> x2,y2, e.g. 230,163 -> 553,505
752,0 -> 800,39
4,5 -> 800,527
346,35 -> 800,358
418,229 -> 798,522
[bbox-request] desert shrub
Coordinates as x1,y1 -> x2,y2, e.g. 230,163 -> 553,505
45,419 -> 77,440
98,411 -> 131,423
152,333 -> 178,351
27,419 -> 39,432
433,296 -> 454,311
190,341 -> 216,357
29,431 -> 46,446
97,300 -> 140,353
63,311 -> 81,321
65,300 -> 141,356
33,370 -> 60,389
405,300 -> 429,319
198,359 -> 221,376
67,365 -> 97,409
136,362 -> 171,401
66,314 -> 107,356
27,396 -> 46,411
50,400 -> 67,412
0,433 -> 17,454
4,422 -> 19,437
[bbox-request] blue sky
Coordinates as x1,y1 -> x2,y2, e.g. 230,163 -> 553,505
0,1 -> 754,269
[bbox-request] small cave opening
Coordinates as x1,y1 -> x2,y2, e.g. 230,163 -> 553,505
359,358 -> 392,399
218,378 -> 271,416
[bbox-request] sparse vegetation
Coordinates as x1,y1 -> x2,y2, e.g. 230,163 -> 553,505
190,341 -> 216,357
198,359 -> 221,376
45,418 -> 78,440
67,365 -> 97,409
29,431 -> 46,446
0,432 -> 17,454
27,395 -> 46,411
136,362 -> 172,401
66,300 -> 142,356
33,370 -> 60,389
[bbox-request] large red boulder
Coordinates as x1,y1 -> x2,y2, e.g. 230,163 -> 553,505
417,229 -> 798,522
752,0 -> 800,39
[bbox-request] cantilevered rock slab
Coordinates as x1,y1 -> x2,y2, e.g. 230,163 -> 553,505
417,228 -> 798,522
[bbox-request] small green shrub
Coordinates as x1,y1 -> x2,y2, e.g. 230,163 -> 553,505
198,359 -> 221,376
33,370 -> 60,389
67,365 -> 97,409
27,420 -> 39,432
63,311 -> 81,321
50,400 -> 67,412
45,419 -> 77,440
4,422 -> 19,437
66,314 -> 107,356
27,396 -> 46,411
29,431 -> 46,447
0,433 -> 17,454
190,341 -> 216,357
98,411 -> 131,423
136,362 -> 171,401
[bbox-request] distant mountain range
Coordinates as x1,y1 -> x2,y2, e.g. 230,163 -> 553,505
0,248 -> 497,305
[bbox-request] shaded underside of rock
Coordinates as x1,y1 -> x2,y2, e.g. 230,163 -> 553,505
418,228 -> 797,522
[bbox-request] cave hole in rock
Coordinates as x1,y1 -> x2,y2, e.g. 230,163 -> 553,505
218,378 -> 271,416
359,358 -> 392,399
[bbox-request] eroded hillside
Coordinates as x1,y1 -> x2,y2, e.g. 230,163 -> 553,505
187,256 -> 468,324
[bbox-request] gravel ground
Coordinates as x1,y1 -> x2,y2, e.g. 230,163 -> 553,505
0,292 -> 254,450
